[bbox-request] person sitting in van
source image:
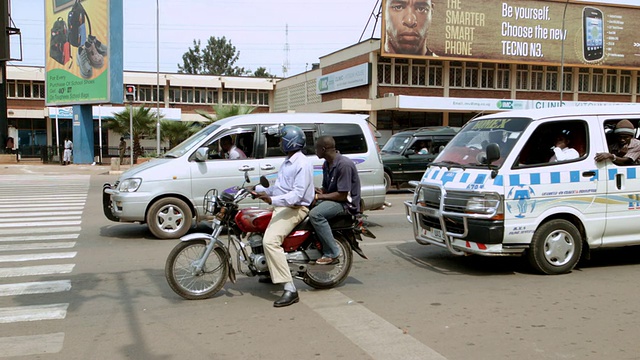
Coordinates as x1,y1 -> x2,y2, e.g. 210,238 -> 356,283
220,136 -> 246,160
595,119 -> 640,165
549,130 -> 579,162
416,141 -> 429,154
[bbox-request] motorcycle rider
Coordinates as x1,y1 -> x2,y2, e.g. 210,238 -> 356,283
253,125 -> 314,307
310,136 -> 361,264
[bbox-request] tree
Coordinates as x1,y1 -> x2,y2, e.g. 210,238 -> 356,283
178,36 -> 246,76
195,104 -> 256,123
160,120 -> 204,149
252,67 -> 275,78
108,106 -> 160,163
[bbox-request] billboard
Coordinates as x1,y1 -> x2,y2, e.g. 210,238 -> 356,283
381,0 -> 640,69
45,0 -> 121,105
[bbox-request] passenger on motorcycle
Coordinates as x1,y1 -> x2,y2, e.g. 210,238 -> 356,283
253,125 -> 315,307
311,136 -> 362,265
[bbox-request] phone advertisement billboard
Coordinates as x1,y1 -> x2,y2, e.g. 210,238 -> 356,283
381,0 -> 640,69
45,0 -> 123,105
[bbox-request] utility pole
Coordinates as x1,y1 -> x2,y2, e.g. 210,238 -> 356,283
0,0 -> 9,149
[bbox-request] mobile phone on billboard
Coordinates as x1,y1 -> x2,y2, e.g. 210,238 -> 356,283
582,7 -> 604,61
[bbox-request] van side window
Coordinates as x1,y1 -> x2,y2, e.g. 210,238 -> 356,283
264,128 -> 314,158
601,119 -> 640,166
201,129 -> 255,160
319,124 -> 367,154
517,120 -> 588,166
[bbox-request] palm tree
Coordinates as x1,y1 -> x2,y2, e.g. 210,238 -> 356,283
195,104 -> 255,122
160,120 -> 203,149
108,106 -> 160,163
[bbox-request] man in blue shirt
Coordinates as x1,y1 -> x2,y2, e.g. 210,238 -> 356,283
310,136 -> 361,265
254,125 -> 314,307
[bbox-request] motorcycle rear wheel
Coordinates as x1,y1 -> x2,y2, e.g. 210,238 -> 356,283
165,240 -> 229,300
304,234 -> 353,289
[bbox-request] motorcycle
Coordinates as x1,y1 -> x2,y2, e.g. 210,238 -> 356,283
165,167 -> 375,300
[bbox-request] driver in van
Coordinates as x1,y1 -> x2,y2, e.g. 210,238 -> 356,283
253,125 -> 314,307
220,136 -> 246,160
595,119 -> 640,165
549,130 -> 579,162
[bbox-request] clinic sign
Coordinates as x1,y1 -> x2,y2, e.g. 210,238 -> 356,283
381,0 -> 640,69
317,63 -> 371,95
45,0 -> 123,105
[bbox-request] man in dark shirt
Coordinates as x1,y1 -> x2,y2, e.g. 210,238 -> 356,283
310,136 -> 361,265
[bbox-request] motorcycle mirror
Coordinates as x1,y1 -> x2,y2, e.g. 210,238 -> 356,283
259,175 -> 270,188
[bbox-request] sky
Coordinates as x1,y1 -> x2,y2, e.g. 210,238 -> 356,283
9,0 -> 640,78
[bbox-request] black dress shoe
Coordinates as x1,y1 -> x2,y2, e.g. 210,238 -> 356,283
273,290 -> 299,307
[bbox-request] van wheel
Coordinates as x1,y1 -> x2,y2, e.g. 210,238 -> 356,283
384,172 -> 392,192
527,219 -> 582,275
148,197 -> 193,239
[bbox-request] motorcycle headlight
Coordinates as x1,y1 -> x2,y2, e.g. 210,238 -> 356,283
465,194 -> 502,215
118,178 -> 142,192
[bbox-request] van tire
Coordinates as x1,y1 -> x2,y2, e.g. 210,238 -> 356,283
528,219 -> 582,275
384,172 -> 392,192
148,197 -> 193,239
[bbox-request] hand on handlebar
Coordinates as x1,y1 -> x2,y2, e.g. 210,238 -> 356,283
256,192 -> 272,205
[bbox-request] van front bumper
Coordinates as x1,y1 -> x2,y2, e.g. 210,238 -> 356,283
102,183 -> 150,223
404,200 -> 523,256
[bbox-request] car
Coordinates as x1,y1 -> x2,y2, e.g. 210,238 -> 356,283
380,126 -> 460,191
103,113 -> 386,239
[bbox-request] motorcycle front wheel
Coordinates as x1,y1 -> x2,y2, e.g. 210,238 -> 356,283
304,234 -> 353,289
165,240 -> 229,300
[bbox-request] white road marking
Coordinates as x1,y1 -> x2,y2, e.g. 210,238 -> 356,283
0,206 -> 85,212
0,242 -> 76,252
0,303 -> 69,323
0,333 -> 65,357
0,264 -> 75,278
0,252 -> 77,263
0,226 -> 81,235
0,234 -> 79,242
303,289 -> 447,360
0,280 -> 72,296
0,216 -> 81,223
0,211 -> 83,218
0,220 -> 81,228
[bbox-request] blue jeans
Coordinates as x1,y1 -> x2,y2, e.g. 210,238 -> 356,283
309,200 -> 346,258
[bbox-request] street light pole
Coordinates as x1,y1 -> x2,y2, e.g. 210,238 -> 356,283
156,0 -> 161,155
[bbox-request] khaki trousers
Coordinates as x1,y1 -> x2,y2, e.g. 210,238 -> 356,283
263,206 -> 309,284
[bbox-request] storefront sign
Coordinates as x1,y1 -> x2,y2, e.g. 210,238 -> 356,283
317,63 -> 371,94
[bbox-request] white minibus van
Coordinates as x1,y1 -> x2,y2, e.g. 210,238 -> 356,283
404,105 -> 640,274
103,113 -> 386,239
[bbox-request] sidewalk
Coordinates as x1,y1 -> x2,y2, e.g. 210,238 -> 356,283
0,162 -> 132,176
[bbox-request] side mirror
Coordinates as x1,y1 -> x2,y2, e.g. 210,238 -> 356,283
404,149 -> 416,157
486,143 -> 500,164
194,147 -> 208,162
260,175 -> 270,188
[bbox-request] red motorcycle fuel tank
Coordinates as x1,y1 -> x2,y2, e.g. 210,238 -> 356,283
235,208 -> 273,233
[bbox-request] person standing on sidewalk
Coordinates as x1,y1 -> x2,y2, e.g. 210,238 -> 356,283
62,138 -> 73,165
310,136 -> 361,265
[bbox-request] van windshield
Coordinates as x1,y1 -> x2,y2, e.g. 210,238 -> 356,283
433,117 -> 531,168
163,124 -> 221,158
380,134 -> 411,154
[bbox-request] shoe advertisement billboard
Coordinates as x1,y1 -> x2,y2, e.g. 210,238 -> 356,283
45,0 -> 123,105
381,0 -> 640,69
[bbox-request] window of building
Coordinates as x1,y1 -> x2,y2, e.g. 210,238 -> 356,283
620,70 -> 631,94
138,86 -> 153,102
562,68 -> 572,92
605,69 -> 618,93
481,63 -> 495,88
169,88 -> 181,102
449,61 -> 463,87
545,66 -> 558,91
578,68 -> 590,92
592,69 -> 604,93
428,60 -> 443,86
222,90 -> 233,104
378,57 -> 392,84
207,89 -> 217,103
394,58 -> 409,85
258,92 -> 269,105
17,81 -> 32,98
530,65 -> 544,90
496,64 -> 510,89
411,60 -> 427,86
465,62 -> 479,88
181,88 -> 194,103
7,80 -> 15,98
516,64 -> 529,90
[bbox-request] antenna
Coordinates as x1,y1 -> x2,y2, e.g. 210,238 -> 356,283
359,0 -> 382,42
282,24 -> 290,78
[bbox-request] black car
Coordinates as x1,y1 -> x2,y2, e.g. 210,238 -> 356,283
380,127 -> 460,191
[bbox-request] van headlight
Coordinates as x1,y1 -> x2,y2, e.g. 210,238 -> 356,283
465,194 -> 502,215
118,178 -> 142,192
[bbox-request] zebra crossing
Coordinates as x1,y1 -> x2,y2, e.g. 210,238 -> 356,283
0,175 -> 89,357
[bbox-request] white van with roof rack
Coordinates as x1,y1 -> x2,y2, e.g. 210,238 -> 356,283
103,113 -> 386,239
404,105 -> 640,274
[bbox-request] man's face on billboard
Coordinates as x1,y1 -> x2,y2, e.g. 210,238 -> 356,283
385,0 -> 433,54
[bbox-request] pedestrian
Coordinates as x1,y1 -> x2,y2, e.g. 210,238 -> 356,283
63,137 -> 73,165
253,125 -> 314,307
310,136 -> 361,265
119,137 -> 126,164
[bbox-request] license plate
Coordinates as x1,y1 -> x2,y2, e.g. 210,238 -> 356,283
421,226 -> 444,240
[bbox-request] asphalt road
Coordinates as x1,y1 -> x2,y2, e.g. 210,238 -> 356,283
1,164 -> 639,359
